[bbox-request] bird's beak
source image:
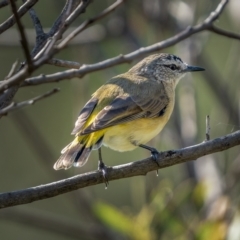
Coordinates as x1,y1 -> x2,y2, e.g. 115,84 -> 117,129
183,65 -> 205,72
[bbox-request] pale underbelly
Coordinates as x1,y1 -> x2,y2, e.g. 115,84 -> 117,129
103,116 -> 169,152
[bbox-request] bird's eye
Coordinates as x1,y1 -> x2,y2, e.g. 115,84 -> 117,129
170,64 -> 177,71
163,64 -> 179,71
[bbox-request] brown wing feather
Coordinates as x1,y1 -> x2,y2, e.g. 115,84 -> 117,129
71,97 -> 98,135
81,96 -> 145,134
81,82 -> 169,135
131,81 -> 169,117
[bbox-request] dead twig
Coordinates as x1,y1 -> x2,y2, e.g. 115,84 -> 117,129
37,0 -> 92,58
0,0 -> 92,109
0,88 -> 59,116
5,61 -> 19,79
57,0 -> 126,50
9,0 -> 32,69
0,0 -> 38,34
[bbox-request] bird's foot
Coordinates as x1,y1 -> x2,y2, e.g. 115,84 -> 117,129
138,144 -> 160,177
98,161 -> 109,188
150,148 -> 160,177
150,148 -> 160,163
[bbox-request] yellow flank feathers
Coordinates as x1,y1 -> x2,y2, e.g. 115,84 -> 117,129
103,99 -> 174,151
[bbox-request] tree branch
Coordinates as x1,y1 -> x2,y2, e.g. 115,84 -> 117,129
203,0 -> 228,24
22,0 -> 240,86
23,0 -> 45,41
47,0 -> 81,37
5,60 -> 19,79
38,0 -> 92,59
28,0 -> 82,57
208,25 -> 240,40
0,0 -> 38,34
0,0 -> 17,8
0,0 -> 122,93
0,88 -> 59,116
0,130 -> 239,209
9,0 -> 32,69
47,58 -> 81,69
57,0 -> 126,50
0,0 -> 92,109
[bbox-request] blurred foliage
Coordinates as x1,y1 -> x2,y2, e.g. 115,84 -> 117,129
0,0 -> 240,239
94,202 -> 155,240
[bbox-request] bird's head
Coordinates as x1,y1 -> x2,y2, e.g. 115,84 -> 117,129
129,53 -> 205,86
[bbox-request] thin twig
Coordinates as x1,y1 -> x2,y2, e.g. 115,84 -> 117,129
0,0 -> 17,8
57,0 -> 125,50
47,0 -> 77,37
47,58 -> 81,69
203,0 -> 228,25
5,60 -> 19,79
9,0 -> 32,69
30,0 -> 76,57
0,88 -> 59,116
0,130 -> 239,209
208,25 -> 240,41
42,0 -> 92,57
0,87 -> 19,111
22,0 -> 45,41
205,115 -> 210,141
0,0 -> 38,34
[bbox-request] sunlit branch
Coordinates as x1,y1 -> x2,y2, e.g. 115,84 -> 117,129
0,130 -> 239,208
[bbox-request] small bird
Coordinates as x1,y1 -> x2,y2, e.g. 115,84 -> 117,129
54,53 -> 204,184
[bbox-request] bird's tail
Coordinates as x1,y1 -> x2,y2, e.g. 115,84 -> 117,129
53,132 -> 104,170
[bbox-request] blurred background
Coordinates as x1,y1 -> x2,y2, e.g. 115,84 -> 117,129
0,0 -> 240,239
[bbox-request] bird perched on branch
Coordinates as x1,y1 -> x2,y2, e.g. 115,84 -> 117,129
54,53 -> 204,185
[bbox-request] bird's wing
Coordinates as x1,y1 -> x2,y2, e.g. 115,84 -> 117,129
81,82 -> 169,135
71,97 -> 98,135
131,82 -> 169,118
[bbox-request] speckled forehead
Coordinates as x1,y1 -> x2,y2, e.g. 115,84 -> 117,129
161,54 -> 183,64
